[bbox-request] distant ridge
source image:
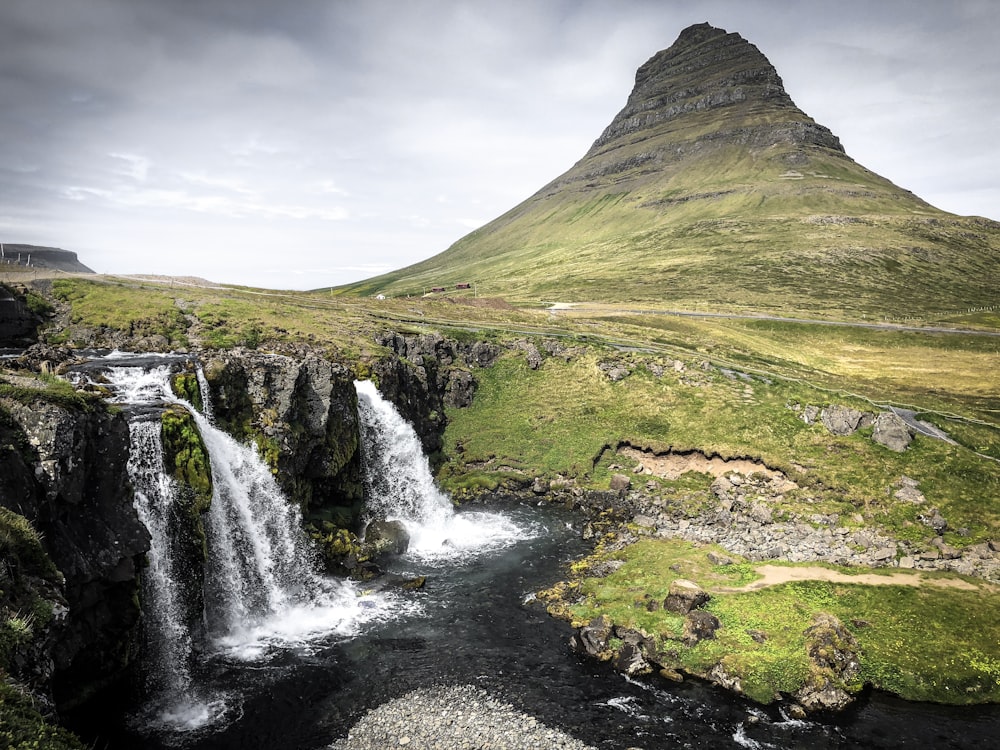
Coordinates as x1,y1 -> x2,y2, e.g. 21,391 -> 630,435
1,244 -> 95,273
335,23 -> 1000,320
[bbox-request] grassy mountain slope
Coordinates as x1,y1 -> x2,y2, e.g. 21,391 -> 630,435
335,25 -> 1000,321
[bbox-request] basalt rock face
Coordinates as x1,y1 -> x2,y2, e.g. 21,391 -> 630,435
202,352 -> 366,530
372,332 -> 500,460
572,22 -> 844,187
0,283 -> 45,346
0,393 -> 149,709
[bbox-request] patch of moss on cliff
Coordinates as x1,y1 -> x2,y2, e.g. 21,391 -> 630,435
160,405 -> 212,515
0,374 -> 97,413
169,371 -> 204,414
158,405 -> 212,635
0,508 -> 60,677
0,682 -> 85,750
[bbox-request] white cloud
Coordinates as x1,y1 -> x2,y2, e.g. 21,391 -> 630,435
1,0 -> 997,290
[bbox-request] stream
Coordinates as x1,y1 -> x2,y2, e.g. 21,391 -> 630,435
64,356 -> 999,749
67,500 -> 998,750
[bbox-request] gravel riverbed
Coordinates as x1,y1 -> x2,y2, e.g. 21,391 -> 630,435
329,684 -> 599,750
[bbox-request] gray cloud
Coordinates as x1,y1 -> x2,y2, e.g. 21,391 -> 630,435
1,0 -> 996,289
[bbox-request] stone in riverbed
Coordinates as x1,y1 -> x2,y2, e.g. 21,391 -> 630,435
570,614 -> 614,658
365,519 -> 410,556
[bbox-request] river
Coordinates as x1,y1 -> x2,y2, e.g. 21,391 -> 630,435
62,356 -> 1000,749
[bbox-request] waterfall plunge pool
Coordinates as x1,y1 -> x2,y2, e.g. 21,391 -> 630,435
66,362 -> 1000,749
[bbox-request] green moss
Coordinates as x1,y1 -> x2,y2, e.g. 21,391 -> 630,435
170,371 -> 204,414
0,508 -> 60,680
558,538 -> 1000,706
0,683 -> 86,750
0,374 -> 96,413
160,405 -> 212,514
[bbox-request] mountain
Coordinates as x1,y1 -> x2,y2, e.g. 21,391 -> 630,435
1,243 -> 95,273
336,23 -> 1000,319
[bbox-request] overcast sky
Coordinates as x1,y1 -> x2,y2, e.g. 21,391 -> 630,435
2,0 -> 997,290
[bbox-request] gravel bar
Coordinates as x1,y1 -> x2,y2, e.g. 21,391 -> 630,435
329,684 -> 599,750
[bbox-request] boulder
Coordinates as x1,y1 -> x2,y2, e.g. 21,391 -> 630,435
365,519 -> 410,556
609,473 -> 631,492
793,612 -> 861,713
613,641 -> 652,676
872,412 -> 913,452
820,405 -> 865,436
664,579 -> 711,614
683,610 -> 721,646
706,551 -> 735,566
570,614 -> 613,658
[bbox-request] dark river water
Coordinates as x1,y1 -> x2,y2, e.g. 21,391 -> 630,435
71,503 -> 999,749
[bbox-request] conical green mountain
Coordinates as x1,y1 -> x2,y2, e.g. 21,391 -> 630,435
339,23 -> 999,319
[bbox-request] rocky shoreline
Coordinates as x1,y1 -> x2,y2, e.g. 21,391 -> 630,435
329,685 -> 597,750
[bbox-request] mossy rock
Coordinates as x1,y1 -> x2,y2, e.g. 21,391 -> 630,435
159,405 -> 212,631
169,370 -> 204,414
0,682 -> 86,750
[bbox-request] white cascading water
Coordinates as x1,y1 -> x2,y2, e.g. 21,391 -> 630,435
126,418 -> 218,729
354,379 -> 534,561
104,365 -> 408,731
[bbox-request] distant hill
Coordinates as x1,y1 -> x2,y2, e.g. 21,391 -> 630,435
1,244 -> 94,273
335,23 -> 1000,320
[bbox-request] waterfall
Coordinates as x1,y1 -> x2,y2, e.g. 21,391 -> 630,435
127,419 -> 196,699
195,366 -> 214,424
355,379 -> 535,561
103,364 -> 407,732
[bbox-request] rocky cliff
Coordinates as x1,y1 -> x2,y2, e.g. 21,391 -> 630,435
0,379 -> 149,711
372,331 -> 500,461
201,352 -> 367,530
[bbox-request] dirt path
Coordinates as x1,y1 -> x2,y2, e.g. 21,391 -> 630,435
731,564 -> 991,592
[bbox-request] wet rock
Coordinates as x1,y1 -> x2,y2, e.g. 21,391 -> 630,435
365,519 -> 411,556
570,614 -> 614,658
613,641 -> 652,676
872,412 -> 913,452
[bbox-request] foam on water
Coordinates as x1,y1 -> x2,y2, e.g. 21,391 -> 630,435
103,366 -> 412,735
355,379 -> 538,563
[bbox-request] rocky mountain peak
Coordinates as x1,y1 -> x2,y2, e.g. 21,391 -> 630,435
584,22 -> 843,163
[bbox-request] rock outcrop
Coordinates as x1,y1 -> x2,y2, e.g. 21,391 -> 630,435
373,332 -> 500,459
0,384 -> 149,710
202,352 -> 366,530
